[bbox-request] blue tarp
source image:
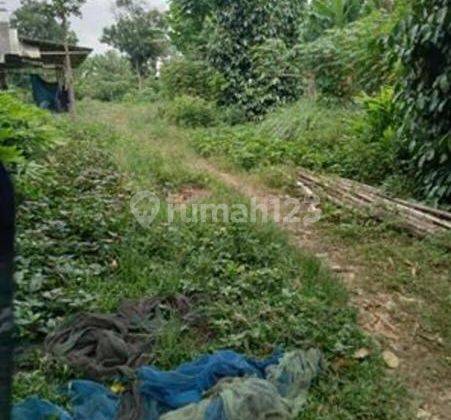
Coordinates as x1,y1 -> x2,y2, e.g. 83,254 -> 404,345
30,75 -> 69,112
12,350 -> 282,420
12,349 -> 325,420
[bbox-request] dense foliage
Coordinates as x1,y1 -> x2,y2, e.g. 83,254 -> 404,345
102,6 -> 168,85
163,95 -> 219,128
168,0 -> 306,118
394,0 -> 451,203
338,87 -> 402,184
167,0 -> 214,55
298,0 -> 376,42
11,0 -> 77,44
193,95 -> 408,190
299,9 -> 399,98
0,93 -> 57,164
76,52 -> 137,102
166,0 -> 397,116
206,0 -> 305,117
160,58 -> 225,101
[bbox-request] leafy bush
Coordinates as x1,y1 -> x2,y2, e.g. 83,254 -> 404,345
218,104 -> 247,126
394,0 -> 451,204
335,87 -> 403,184
123,78 -> 163,103
0,93 -> 57,164
194,126 -> 293,170
299,9 -> 400,99
77,51 -> 138,102
194,95 -> 407,190
298,0 -> 373,42
164,95 -> 219,128
160,58 -> 226,102
243,38 -> 303,118
194,99 -> 356,171
206,0 -> 304,117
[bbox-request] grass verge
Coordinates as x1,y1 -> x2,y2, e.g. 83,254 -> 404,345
14,101 -> 412,418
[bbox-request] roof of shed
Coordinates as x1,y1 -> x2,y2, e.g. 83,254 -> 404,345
0,34 -> 92,70
20,38 -> 92,68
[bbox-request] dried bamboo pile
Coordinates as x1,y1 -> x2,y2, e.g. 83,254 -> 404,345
297,169 -> 451,238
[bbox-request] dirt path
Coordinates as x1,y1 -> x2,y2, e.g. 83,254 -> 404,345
89,103 -> 449,419
194,160 -> 450,420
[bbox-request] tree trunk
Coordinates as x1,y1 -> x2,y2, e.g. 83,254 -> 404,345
136,64 -> 143,91
62,15 -> 76,116
0,71 -> 7,91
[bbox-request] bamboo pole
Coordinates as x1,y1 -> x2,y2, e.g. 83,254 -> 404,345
297,169 -> 451,238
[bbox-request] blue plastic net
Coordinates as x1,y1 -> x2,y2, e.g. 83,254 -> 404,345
12,349 -> 323,420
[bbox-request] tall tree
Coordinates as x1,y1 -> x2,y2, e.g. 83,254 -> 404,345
299,0 -> 368,42
168,0 -> 306,117
102,2 -> 168,89
394,0 -> 450,203
167,0 -> 216,55
77,51 -> 138,101
49,0 -> 87,115
11,0 -> 77,44
208,0 -> 305,117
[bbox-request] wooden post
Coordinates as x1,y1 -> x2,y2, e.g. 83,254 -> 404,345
0,70 -> 7,90
61,14 -> 76,116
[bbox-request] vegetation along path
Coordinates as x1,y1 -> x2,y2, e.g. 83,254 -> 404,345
81,101 -> 451,419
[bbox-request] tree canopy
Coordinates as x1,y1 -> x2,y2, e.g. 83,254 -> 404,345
11,0 -> 77,43
102,2 -> 168,85
77,51 -> 137,101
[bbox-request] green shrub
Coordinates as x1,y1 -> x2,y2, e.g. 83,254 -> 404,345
257,98 -> 354,143
164,95 -> 219,128
123,78 -> 163,103
218,104 -> 247,126
193,95 -> 410,194
393,0 -> 451,204
194,100 -> 355,171
298,0 -> 372,43
160,58 -> 226,102
195,126 -> 290,170
299,10 -> 401,99
335,87 -> 402,184
77,51 -> 138,102
243,38 -> 303,118
0,93 -> 58,164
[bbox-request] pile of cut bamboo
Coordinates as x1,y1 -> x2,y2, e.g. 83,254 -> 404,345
297,169 -> 451,238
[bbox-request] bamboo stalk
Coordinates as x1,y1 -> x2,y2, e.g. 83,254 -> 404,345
297,169 -> 450,238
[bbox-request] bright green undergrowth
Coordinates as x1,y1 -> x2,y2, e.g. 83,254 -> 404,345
14,102 -> 410,418
193,95 -> 415,198
0,92 -> 58,164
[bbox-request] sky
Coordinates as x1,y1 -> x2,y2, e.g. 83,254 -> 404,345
5,0 -> 168,52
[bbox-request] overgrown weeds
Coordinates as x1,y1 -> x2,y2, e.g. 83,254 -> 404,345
14,102 -> 412,417
192,96 -> 413,196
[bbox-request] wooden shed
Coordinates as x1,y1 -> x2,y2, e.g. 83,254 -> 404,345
0,6 -> 91,110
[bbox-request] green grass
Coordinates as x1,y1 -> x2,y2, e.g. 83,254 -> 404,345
14,100 -> 412,418
191,97 -> 416,198
192,99 -> 355,170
